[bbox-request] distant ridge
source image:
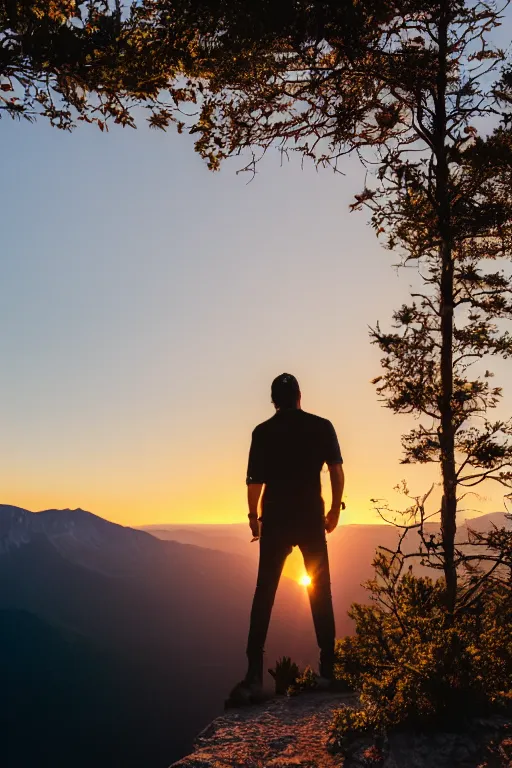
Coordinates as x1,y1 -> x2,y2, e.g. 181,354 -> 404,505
139,511 -> 510,559
140,510 -> 509,531
1,503 -> 508,767
0,504 -> 169,577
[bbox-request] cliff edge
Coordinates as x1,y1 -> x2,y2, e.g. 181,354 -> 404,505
170,690 -> 512,768
171,690 -> 355,768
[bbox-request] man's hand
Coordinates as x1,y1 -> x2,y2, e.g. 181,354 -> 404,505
248,513 -> 260,539
325,508 -> 340,534
247,483 -> 263,539
326,463 -> 345,534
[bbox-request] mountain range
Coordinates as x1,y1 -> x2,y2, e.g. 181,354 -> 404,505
1,505 -> 508,768
141,511 -> 510,634
0,505 -> 314,767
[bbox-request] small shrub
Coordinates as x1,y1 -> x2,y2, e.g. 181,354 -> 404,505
268,656 -> 300,695
330,572 -> 512,752
328,705 -> 374,754
295,665 -> 319,691
286,665 -> 319,696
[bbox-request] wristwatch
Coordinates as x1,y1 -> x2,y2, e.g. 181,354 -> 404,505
341,502 -> 346,510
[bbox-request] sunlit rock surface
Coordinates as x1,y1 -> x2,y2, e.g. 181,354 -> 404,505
171,691 -> 356,768
170,691 -> 512,768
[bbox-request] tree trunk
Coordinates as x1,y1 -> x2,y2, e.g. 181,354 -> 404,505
434,3 -> 458,618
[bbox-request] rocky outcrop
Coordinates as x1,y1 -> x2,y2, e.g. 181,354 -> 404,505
171,691 -> 356,767
170,691 -> 512,768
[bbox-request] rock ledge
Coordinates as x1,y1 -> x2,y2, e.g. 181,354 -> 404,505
170,691 -> 512,768
171,691 -> 356,768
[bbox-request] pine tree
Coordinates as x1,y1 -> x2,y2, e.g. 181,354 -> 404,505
164,0 -> 512,615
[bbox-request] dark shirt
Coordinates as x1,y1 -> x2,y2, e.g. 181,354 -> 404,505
246,409 -> 342,527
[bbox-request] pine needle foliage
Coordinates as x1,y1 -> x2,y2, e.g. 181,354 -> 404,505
330,524 -> 512,741
0,0 -> 201,129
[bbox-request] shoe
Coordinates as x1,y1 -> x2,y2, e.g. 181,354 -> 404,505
318,647 -> 347,691
316,675 -> 349,692
224,677 -> 264,709
315,674 -> 332,691
224,652 -> 264,709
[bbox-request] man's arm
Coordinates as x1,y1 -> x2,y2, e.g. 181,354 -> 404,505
247,483 -> 263,538
323,419 -> 344,534
246,427 -> 265,538
325,463 -> 345,533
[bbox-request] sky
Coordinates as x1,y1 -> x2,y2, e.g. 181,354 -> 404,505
0,112 -> 510,527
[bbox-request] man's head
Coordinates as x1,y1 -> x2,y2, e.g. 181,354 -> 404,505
271,373 -> 301,410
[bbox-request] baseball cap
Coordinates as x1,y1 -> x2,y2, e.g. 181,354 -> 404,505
271,373 -> 300,406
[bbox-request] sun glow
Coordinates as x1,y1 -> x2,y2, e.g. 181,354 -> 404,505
299,574 -> 312,587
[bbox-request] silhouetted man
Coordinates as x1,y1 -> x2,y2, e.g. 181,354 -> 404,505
228,373 -> 345,705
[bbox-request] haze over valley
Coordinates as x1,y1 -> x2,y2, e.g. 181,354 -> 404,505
3,505 -> 509,767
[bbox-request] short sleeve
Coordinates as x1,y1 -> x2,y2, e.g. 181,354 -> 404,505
324,420 -> 343,465
246,428 -> 266,484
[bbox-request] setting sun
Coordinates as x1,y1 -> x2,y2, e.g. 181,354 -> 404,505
299,574 -> 312,587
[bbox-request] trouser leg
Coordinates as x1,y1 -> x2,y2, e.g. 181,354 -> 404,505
299,531 -> 336,677
246,534 -> 292,674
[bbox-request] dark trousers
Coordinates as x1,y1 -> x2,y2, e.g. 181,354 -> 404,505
246,521 -> 336,669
